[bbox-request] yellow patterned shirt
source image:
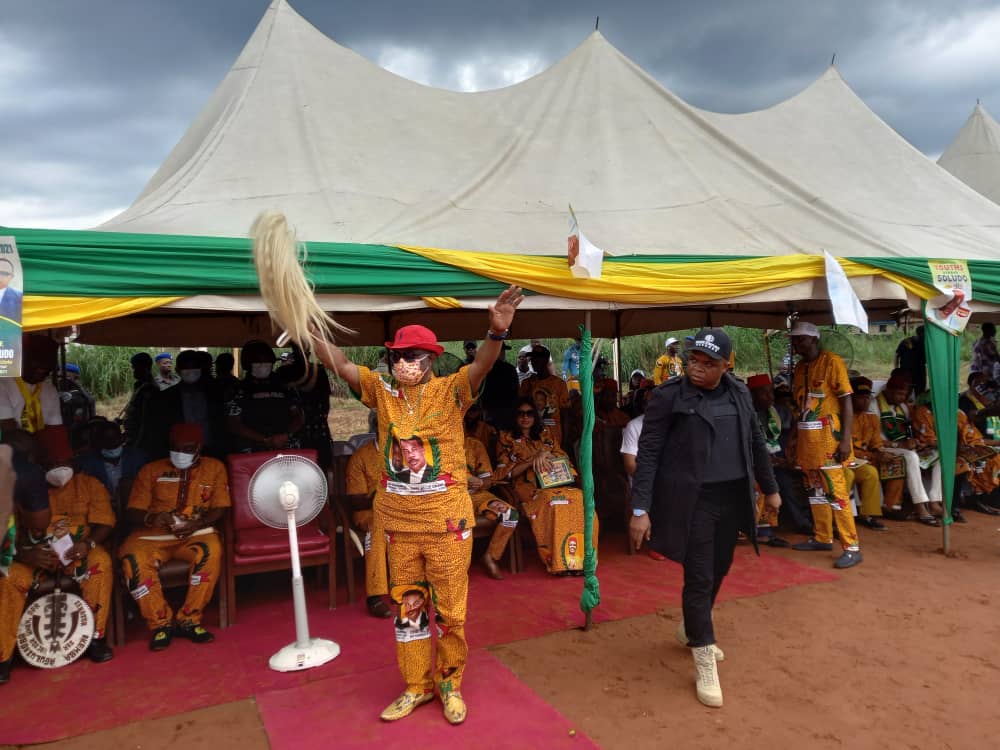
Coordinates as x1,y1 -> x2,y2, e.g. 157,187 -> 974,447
356,365 -> 478,533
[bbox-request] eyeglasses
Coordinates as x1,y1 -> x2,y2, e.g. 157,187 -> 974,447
0,271 -> 12,277
516,410 -> 535,417
388,350 -> 429,364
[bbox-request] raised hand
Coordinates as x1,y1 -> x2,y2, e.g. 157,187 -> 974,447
488,285 -> 525,334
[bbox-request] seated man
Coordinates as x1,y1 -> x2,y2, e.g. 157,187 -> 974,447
76,418 -> 147,516
912,394 -> 1000,519
465,436 -> 518,579
960,371 -> 1000,437
595,381 -> 630,430
875,375 -> 943,525
747,374 -> 812,535
120,423 -> 230,650
846,377 -> 891,530
345,436 -> 392,618
0,426 -> 115,684
226,340 -> 305,453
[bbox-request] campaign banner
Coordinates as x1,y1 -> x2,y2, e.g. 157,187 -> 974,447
925,260 -> 972,335
0,237 -> 24,377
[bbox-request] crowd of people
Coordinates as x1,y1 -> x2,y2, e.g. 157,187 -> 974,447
2,314 -> 999,716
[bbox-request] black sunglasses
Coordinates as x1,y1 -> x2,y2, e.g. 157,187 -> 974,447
516,409 -> 535,416
388,350 -> 429,363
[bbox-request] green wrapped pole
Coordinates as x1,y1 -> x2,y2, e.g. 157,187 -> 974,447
578,319 -> 601,626
923,305 -> 961,553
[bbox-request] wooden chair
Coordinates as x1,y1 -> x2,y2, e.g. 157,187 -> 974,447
224,449 -> 337,625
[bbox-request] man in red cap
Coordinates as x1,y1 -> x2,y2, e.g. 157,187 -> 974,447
312,285 -> 524,726
0,425 -> 116,678
0,334 -> 63,434
745,374 -> 791,547
119,423 -> 231,651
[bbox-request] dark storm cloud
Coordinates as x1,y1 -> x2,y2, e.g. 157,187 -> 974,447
3,0 -> 999,226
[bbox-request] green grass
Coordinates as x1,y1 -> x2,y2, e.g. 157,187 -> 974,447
77,323 -> 981,404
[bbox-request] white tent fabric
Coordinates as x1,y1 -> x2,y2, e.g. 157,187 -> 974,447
101,0 -> 1000,266
938,103 -> 1000,207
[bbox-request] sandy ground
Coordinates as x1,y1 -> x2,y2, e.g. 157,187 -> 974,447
492,515 -> 1000,750
6,514 -> 998,750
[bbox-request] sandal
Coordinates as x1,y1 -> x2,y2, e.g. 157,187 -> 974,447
917,515 -> 940,527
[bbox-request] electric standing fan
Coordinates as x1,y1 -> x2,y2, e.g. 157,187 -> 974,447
248,453 -> 341,672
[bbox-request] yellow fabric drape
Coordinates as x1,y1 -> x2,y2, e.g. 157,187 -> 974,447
23,296 -> 182,331
421,296 -> 463,309
401,246 -> 939,304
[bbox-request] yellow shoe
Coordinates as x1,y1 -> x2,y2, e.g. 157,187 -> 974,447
442,691 -> 468,725
379,690 -> 434,721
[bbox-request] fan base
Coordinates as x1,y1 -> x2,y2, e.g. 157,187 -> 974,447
268,638 -> 341,672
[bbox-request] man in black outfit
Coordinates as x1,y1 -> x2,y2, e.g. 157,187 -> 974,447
629,328 -> 780,708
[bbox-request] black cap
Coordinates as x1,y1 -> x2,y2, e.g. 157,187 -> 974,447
687,328 -> 732,361
463,340 -> 477,349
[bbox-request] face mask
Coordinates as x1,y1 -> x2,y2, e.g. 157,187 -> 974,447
46,466 -> 74,488
101,445 -> 124,460
170,451 -> 197,470
251,363 -> 273,379
392,357 -> 428,386
180,369 -> 201,384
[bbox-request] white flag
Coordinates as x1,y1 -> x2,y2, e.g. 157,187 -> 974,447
567,205 -> 604,279
823,250 -> 868,332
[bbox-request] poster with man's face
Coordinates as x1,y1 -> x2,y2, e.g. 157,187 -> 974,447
0,237 -> 24,377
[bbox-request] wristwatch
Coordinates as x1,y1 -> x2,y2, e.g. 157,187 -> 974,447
487,328 -> 510,341
632,509 -> 648,517
88,539 -> 97,550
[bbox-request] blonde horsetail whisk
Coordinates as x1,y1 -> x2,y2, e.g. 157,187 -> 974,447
250,211 -> 353,348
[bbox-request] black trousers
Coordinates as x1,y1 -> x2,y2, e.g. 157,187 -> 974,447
682,480 -> 746,648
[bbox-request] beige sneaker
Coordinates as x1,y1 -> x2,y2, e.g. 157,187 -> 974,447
675,621 -> 725,661
379,690 -> 434,721
442,691 -> 468,725
692,645 -> 723,707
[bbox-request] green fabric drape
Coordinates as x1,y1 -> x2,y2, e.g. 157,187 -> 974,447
856,257 -> 1000,305
924,308 -> 961,524
4,227 -> 508,298
578,325 -> 600,616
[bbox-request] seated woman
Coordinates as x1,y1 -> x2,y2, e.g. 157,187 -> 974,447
494,398 -> 598,576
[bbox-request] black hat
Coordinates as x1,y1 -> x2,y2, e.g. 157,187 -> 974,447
687,328 -> 732,361
463,340 -> 477,350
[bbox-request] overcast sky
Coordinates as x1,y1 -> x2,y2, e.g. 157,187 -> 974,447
3,0 -> 999,229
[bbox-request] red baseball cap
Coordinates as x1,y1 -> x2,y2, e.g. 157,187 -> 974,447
385,325 -> 444,355
747,374 -> 772,389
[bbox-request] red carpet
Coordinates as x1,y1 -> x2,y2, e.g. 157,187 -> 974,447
0,536 -> 835,745
257,650 -> 599,750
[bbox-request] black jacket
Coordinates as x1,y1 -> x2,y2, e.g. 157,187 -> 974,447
630,373 -> 779,563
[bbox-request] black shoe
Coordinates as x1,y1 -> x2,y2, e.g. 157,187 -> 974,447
766,537 -> 792,548
150,626 -> 173,652
833,550 -> 863,569
974,500 -> 1000,516
0,658 -> 11,685
366,595 -> 392,619
87,637 -> 114,663
174,623 -> 215,644
859,516 -> 888,531
792,539 -> 834,551
952,509 -> 968,524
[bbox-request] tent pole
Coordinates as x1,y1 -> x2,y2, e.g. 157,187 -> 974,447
764,330 -> 773,379
613,310 -> 622,400
584,310 -> 594,631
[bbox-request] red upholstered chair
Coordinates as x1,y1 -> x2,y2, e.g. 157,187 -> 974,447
224,449 -> 337,625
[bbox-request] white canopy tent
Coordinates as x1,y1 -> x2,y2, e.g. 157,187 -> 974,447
938,103 -> 1000,207
75,0 -> 1000,345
